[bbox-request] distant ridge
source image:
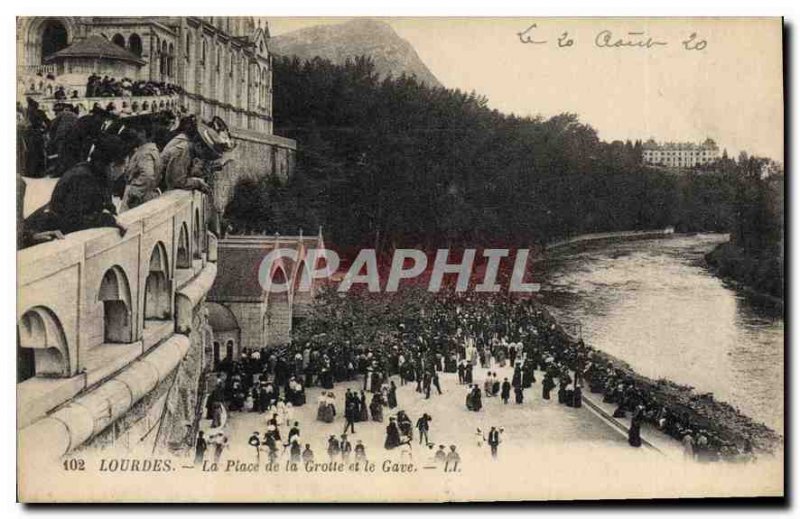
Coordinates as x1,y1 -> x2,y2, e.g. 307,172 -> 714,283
270,18 -> 443,88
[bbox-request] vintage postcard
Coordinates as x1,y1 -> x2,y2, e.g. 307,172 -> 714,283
16,16 -> 784,503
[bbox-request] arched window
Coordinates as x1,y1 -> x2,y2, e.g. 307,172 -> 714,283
185,32 -> 192,62
264,266 -> 291,347
202,38 -> 207,65
216,45 -> 221,74
18,307 -> 69,381
112,33 -> 126,48
98,266 -> 133,343
160,40 -> 168,76
128,34 -> 142,56
168,43 -> 175,77
260,68 -> 266,107
225,340 -> 234,362
177,222 -> 191,268
40,20 -> 68,63
145,242 -> 171,321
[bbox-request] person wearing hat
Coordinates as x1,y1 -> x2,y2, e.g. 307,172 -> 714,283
384,417 -> 401,450
434,445 -> 447,464
119,125 -> 162,211
194,430 -> 207,466
26,133 -> 133,238
445,445 -> 460,466
160,116 -> 213,194
301,443 -> 315,464
327,435 -> 341,461
248,431 -> 261,461
354,440 -> 367,463
46,103 -> 78,177
161,116 -> 233,235
340,434 -> 353,462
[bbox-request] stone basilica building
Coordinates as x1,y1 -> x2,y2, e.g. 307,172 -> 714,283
18,16 -> 276,133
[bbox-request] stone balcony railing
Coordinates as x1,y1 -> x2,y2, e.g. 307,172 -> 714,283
17,190 -> 217,459
30,93 -> 180,116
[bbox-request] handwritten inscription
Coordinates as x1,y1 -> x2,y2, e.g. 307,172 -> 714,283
516,24 -> 708,51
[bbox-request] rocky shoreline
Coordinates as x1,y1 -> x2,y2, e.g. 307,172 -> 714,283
540,305 -> 783,456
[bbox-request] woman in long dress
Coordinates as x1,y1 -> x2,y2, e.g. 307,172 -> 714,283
370,393 -> 384,422
359,391 -> 370,422
483,372 -> 493,397
387,381 -> 398,409
316,394 -> 328,422
384,418 -> 401,450
472,386 -> 483,412
323,392 -> 336,423
628,406 -> 643,447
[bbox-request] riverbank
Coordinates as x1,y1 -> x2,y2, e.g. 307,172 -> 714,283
705,241 -> 784,311
540,304 -> 783,456
545,228 -> 675,252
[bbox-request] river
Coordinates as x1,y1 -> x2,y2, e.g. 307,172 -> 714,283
534,233 -> 784,433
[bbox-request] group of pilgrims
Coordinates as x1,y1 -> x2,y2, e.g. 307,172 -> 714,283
205,287 -> 757,465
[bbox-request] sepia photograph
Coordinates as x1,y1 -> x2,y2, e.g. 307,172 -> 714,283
13,12 -> 785,504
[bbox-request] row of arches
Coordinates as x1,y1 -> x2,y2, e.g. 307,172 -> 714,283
150,35 -> 176,79
110,33 -> 143,58
18,204 -> 208,384
184,26 -> 270,113
17,242 -> 169,383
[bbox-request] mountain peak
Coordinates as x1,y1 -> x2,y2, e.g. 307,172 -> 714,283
270,18 -> 443,88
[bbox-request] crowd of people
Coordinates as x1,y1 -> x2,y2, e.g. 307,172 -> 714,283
17,96 -> 235,248
85,74 -> 183,98
19,71 -> 183,101
202,287 -> 757,465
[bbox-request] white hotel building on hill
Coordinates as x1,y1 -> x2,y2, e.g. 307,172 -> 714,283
642,138 -> 720,168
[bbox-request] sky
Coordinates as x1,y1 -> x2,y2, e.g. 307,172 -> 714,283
269,17 -> 784,161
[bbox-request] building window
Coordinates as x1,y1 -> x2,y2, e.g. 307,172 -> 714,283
201,38 -> 207,65
185,31 -> 192,62
160,40 -> 168,76
40,20 -> 69,63
128,33 -> 143,57
112,33 -> 126,48
168,43 -> 175,77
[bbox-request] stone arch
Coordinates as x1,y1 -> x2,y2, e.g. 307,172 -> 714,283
111,33 -> 126,48
145,242 -> 171,320
264,264 -> 291,347
17,306 -> 69,380
98,266 -> 133,343
129,33 -> 142,57
177,222 -> 191,268
38,19 -> 70,64
207,302 -> 239,367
